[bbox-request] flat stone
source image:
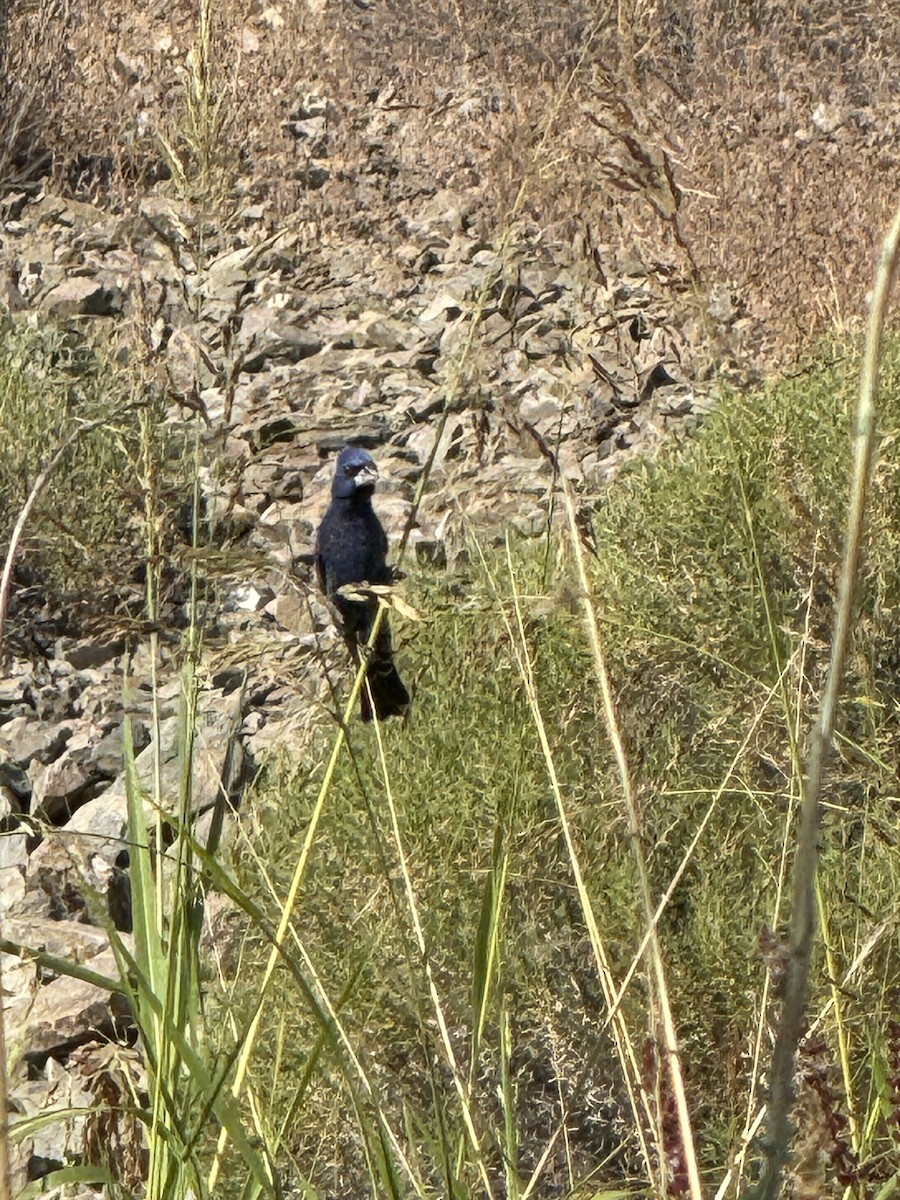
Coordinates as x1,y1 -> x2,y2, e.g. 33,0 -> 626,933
63,640 -> 125,671
519,392 -> 562,424
3,917 -> 111,963
354,314 -> 411,351
263,591 -> 310,635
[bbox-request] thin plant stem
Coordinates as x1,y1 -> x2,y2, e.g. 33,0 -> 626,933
0,950 -> 9,1200
471,530 -> 660,1191
561,481 -> 704,1200
369,698 -> 496,1198
753,200 -> 900,1200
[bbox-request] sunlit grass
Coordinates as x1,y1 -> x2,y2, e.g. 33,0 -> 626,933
215,333 -> 900,1198
5,298 -> 900,1195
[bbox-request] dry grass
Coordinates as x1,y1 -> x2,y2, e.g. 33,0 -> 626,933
3,5 -> 900,1196
2,0 -> 897,365
634,0 -> 900,359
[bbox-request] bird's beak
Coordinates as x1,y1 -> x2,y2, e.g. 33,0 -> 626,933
355,463 -> 379,489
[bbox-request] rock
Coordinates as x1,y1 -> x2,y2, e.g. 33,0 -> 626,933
519,392 -> 562,424
22,948 -> 125,1061
1,190 -> 29,220
166,326 -> 217,395
3,916 -> 113,963
24,683 -> 247,919
263,591 -> 311,635
811,101 -> 846,135
0,674 -> 33,708
0,759 -> 32,804
8,1059 -> 94,1186
419,287 -> 468,324
639,363 -> 679,402
509,507 -> 548,537
0,826 -> 28,918
255,500 -> 309,560
225,583 -> 274,613
407,188 -> 474,238
113,52 -> 144,84
0,264 -> 26,310
354,313 -> 412,351
658,392 -> 694,417
91,720 -> 150,778
138,195 -> 193,245
0,718 -> 71,768
30,725 -> 113,824
41,277 -> 123,318
63,641 -> 125,671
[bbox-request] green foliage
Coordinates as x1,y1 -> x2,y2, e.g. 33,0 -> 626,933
0,322 -> 128,592
10,329 -> 900,1197
221,336 -> 900,1196
0,320 -> 193,608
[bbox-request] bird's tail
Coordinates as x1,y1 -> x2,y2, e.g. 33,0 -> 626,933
361,657 -> 410,722
360,617 -> 409,722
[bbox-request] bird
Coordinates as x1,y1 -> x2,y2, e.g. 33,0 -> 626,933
316,445 -> 410,722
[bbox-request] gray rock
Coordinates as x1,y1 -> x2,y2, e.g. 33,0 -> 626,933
8,1059 -> 94,1185
263,591 -> 312,635
24,682 -> 246,917
63,641 -> 125,671
41,277 -> 123,318
519,392 -> 562,424
21,947 -> 124,1059
509,507 -> 549,537
354,314 -> 413,351
30,727 -> 112,824
0,828 -> 28,919
138,195 -> 193,245
8,914 -> 112,958
0,718 -> 71,768
0,673 -> 32,707
242,321 -> 322,372
166,325 -> 217,395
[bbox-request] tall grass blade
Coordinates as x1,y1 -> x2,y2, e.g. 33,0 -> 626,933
468,531 -> 659,1190
560,482 -> 703,1200
753,199 -> 900,1200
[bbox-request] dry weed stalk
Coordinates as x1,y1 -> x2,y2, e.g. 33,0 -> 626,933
754,200 -> 900,1200
561,482 -> 703,1200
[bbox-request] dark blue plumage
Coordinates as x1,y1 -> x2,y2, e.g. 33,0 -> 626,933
316,446 -> 410,721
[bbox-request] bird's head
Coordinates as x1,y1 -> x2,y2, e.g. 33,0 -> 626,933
331,444 -> 379,499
